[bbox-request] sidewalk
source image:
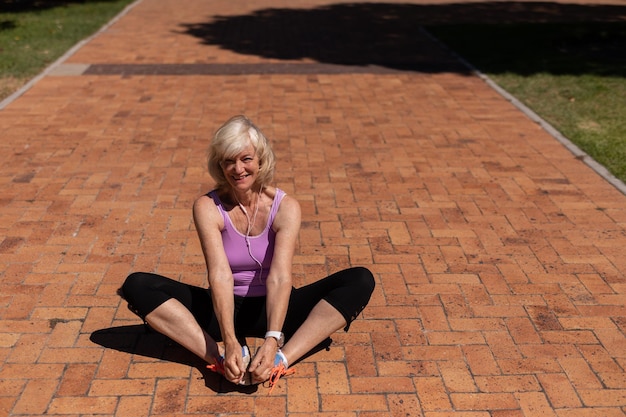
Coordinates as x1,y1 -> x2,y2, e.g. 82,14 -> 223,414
1,0 -> 625,415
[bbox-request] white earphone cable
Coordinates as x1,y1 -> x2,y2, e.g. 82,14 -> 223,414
236,191 -> 264,274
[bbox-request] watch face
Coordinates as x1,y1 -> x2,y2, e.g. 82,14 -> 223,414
266,331 -> 285,347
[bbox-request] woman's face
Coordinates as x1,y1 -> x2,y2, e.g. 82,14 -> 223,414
221,143 -> 260,192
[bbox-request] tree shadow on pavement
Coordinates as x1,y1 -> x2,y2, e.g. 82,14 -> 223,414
178,1 -> 626,75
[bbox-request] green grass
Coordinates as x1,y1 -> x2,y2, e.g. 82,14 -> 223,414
0,0 -> 134,99
427,22 -> 626,184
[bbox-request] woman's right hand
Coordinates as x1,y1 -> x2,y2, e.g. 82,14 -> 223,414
222,341 -> 246,384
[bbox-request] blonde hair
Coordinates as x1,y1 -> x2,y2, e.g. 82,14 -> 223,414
208,115 -> 276,191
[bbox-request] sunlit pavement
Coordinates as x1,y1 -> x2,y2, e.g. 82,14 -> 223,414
1,0 -> 625,415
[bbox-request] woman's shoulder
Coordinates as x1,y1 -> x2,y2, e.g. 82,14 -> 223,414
195,190 -> 218,207
264,187 -> 297,207
198,189 -> 236,209
271,188 -> 301,230
193,191 -> 225,225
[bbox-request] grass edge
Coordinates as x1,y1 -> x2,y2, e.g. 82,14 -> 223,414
0,0 -> 143,110
419,26 -> 626,196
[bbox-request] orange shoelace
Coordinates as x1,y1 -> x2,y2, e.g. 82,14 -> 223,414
206,360 -> 225,375
267,362 -> 296,394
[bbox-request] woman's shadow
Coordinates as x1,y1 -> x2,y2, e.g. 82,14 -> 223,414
90,324 -> 258,393
90,324 -> 331,393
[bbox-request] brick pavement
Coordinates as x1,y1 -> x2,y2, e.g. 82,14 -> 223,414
1,0 -> 626,415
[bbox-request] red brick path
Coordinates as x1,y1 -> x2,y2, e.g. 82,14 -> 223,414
1,0 -> 625,415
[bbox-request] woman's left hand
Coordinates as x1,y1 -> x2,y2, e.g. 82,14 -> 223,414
248,339 -> 279,383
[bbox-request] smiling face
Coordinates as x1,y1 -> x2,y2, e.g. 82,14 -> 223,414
221,143 -> 260,191
208,115 -> 276,192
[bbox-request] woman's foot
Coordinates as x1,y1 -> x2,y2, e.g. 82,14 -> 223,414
206,345 -> 253,385
267,350 -> 295,394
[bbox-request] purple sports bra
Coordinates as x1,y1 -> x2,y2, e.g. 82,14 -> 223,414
208,188 -> 286,297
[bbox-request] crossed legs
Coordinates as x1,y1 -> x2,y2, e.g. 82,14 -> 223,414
121,267 -> 374,375
143,295 -> 346,371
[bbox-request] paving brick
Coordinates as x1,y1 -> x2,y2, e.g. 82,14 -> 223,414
415,377 -> 452,411
371,331 -> 405,362
517,344 -> 580,361
394,318 -> 427,346
514,392 -> 558,417
286,374 -> 319,413
499,357 -> 563,375
558,356 -> 604,390
0,363 -> 65,380
0,397 -> 17,417
404,346 -> 465,363
490,411 -> 524,417
321,394 -> 388,412
426,331 -> 485,346
350,376 -> 416,394
186,396 -> 255,414
31,307 -> 89,321
152,378 -> 187,414
452,392 -> 519,412
419,305 -> 450,331
476,374 -> 541,394
484,332 -> 523,360
387,393 -> 423,416
11,378 -> 59,415
47,320 -> 82,348
554,408 -> 626,417
6,333 -> 48,364
578,345 -> 624,374
505,317 -> 543,344
89,378 -> 155,396
57,363 -> 98,397
286,414 -> 355,417
127,360 -> 192,379
424,413 -> 491,417
94,350 -> 131,380
536,373 -> 582,408
439,361 -> 478,393
461,345 -> 500,376
47,396 -> 119,415
317,361 -> 350,394
117,395 -> 153,417
39,347 -> 103,364
253,395 -> 290,417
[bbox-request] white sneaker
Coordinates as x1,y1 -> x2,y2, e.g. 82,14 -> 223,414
239,345 -> 252,385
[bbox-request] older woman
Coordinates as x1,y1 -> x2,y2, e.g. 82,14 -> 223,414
120,115 -> 375,390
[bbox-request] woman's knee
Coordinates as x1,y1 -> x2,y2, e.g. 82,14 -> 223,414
351,266 -> 376,296
119,272 -> 151,299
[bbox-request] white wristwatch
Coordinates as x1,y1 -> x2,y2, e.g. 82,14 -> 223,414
265,331 -> 285,348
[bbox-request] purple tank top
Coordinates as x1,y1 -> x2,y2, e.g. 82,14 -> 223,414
208,189 -> 286,297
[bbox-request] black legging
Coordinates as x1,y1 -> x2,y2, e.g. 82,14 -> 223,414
120,267 -> 375,342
